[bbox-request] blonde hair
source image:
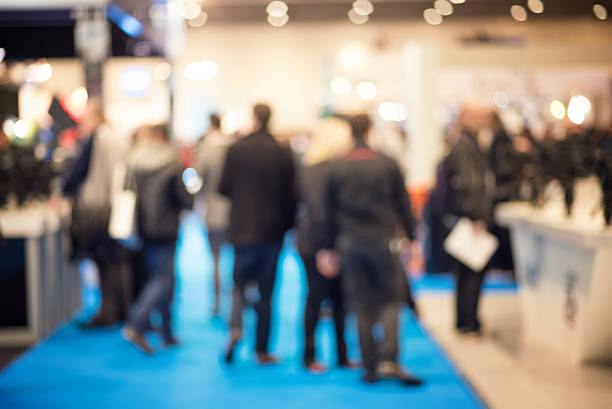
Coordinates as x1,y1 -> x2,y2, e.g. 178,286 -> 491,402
303,117 -> 351,166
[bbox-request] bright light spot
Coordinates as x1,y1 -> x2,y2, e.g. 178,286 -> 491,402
25,64 -> 38,83
182,167 -> 203,194
0,48 -> 6,62
153,62 -> 172,81
267,13 -> 289,27
510,5 -> 528,21
36,63 -> 53,82
493,91 -> 510,109
353,0 -> 374,16
119,66 -> 152,97
567,95 -> 591,125
3,119 -> 14,136
266,1 -> 288,18
183,2 -> 202,20
188,11 -> 208,27
13,120 -> 28,139
434,0 -> 454,16
549,100 -> 566,120
184,61 -> 218,80
593,4 -> 608,20
379,102 -> 408,122
527,0 -> 544,14
338,46 -> 367,69
348,9 -> 369,24
423,8 -> 443,25
450,0 -> 466,4
356,81 -> 377,100
330,77 -> 352,95
149,3 -> 166,20
71,87 -> 88,108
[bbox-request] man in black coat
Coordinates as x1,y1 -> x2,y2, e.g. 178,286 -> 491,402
315,114 -> 423,386
219,103 -> 297,364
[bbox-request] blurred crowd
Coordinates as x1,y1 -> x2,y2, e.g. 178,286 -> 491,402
4,97 -> 610,387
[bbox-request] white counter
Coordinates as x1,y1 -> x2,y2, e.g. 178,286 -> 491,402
496,202 -> 612,365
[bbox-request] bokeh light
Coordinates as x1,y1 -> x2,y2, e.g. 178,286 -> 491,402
549,100 -> 566,120
330,77 -> 352,95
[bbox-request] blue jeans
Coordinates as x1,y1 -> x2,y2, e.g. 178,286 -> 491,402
128,242 -> 176,339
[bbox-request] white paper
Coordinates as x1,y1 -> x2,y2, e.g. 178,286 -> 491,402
443,217 -> 499,272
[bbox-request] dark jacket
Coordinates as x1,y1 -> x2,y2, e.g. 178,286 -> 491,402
443,131 -> 493,224
128,141 -> 193,243
317,144 -> 415,250
296,160 -> 332,256
489,130 -> 521,203
218,130 -> 297,246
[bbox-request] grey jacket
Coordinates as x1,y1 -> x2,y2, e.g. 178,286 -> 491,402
128,141 -> 193,243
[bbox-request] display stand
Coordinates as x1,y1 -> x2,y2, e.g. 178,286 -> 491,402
496,202 -> 612,365
0,204 -> 80,346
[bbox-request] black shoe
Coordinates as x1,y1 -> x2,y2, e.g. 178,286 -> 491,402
224,337 -> 240,364
361,371 -> 379,384
121,327 -> 154,354
163,336 -> 180,348
256,353 -> 280,365
78,317 -> 115,329
377,361 -> 424,386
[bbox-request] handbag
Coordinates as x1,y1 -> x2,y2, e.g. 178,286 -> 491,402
108,164 -> 141,250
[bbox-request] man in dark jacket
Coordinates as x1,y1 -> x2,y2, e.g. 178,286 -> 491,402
316,114 -> 422,386
443,105 -> 494,335
122,124 -> 193,354
219,103 -> 297,364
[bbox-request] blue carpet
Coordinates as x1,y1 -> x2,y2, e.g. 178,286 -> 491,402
412,273 -> 517,293
0,215 -> 486,409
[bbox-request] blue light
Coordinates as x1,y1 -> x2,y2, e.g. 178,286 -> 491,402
107,4 -> 143,37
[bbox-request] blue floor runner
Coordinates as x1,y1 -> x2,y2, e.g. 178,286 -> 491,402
0,215 -> 486,409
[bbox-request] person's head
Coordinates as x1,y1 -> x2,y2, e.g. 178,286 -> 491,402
253,103 -> 272,132
488,110 -> 504,131
209,113 -> 221,131
458,102 -> 485,135
79,98 -> 105,136
349,113 -> 371,144
303,117 -> 352,165
150,123 -> 170,143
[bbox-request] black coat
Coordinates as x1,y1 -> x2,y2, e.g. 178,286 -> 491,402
296,160 -> 331,256
317,144 -> 415,250
443,132 -> 493,224
218,131 -> 297,246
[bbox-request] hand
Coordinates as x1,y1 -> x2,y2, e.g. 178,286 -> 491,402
473,220 -> 487,235
316,250 -> 341,278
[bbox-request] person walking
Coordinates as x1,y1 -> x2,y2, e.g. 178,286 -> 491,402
122,124 -> 193,354
219,103 -> 297,364
297,118 -> 357,373
315,114 -> 423,386
194,113 -> 233,316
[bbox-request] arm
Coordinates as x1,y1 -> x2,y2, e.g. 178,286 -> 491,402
316,166 -> 338,250
218,146 -> 233,198
391,160 -> 416,241
61,134 -> 93,198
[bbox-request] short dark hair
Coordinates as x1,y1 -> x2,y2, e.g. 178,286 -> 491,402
151,123 -> 170,141
350,114 -> 371,141
253,103 -> 271,131
209,113 -> 221,130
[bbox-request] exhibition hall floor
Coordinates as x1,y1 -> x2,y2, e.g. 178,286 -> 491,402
0,216 -> 486,409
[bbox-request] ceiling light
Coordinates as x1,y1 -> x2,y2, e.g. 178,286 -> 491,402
434,0 -> 454,16
348,8 -> 369,24
330,77 -> 352,95
267,13 -> 289,27
510,5 -> 528,21
266,1 -> 288,18
352,0 -> 374,16
593,4 -> 608,20
153,62 -> 172,81
450,0 -> 466,4
423,8 -> 443,25
527,0 -> 544,14
183,2 -> 202,20
549,100 -> 565,120
356,81 -> 377,100
188,11 -> 208,27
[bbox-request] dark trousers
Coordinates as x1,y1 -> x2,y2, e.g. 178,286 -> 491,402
340,240 -> 402,373
95,256 -> 132,324
300,252 -> 347,366
454,261 -> 486,332
230,242 -> 282,354
128,242 -> 176,340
